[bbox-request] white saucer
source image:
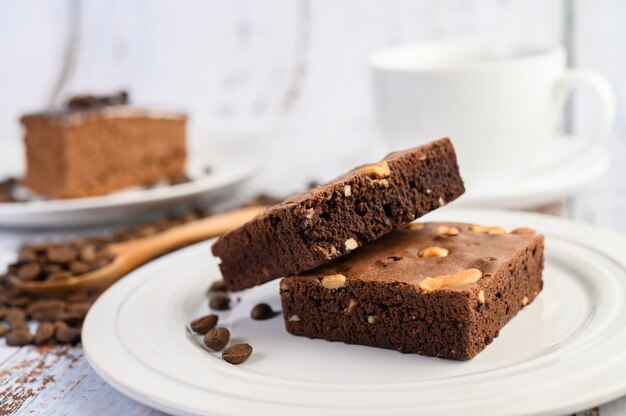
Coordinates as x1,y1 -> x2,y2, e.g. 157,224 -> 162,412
0,136 -> 261,229
458,136 -> 609,208
83,208 -> 626,416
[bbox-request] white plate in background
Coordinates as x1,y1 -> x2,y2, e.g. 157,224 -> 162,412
84,209 -> 626,416
0,134 -> 262,229
457,135 -> 610,208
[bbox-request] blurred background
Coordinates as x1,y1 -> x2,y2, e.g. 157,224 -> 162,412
0,0 -> 624,230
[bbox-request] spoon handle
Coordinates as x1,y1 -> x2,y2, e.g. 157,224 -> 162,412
110,205 -> 266,268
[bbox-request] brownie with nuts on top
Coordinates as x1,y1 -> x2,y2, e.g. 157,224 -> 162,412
20,91 -> 187,198
212,138 -> 464,291
280,222 -> 544,360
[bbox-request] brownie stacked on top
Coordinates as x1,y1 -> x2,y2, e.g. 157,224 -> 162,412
211,137 -> 545,360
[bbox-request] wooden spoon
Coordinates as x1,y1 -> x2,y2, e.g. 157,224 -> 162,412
10,205 -> 266,296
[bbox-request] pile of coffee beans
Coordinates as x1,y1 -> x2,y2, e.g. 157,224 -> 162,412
0,207 -> 214,346
8,240 -> 114,283
1,194 -> 282,348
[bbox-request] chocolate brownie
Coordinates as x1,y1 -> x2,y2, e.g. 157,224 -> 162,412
212,138 -> 464,290
20,92 -> 187,198
280,222 -> 544,360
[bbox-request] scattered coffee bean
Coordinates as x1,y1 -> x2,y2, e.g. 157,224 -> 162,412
16,262 -> 42,280
27,299 -> 67,316
66,292 -> 88,302
250,303 -> 276,320
44,263 -> 63,274
6,308 -> 26,323
6,329 -> 33,346
66,302 -> 91,318
190,314 -> 218,334
209,293 -> 231,310
222,343 -> 253,365
69,260 -> 92,274
209,280 -> 228,293
8,319 -> 29,331
0,307 -> 7,320
34,322 -> 55,345
17,248 -> 38,262
55,312 -> 84,327
47,270 -> 73,280
204,327 -> 230,351
0,324 -> 6,337
54,321 -> 81,344
8,296 -> 33,308
47,245 -> 78,264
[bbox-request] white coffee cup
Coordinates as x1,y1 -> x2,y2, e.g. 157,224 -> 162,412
369,41 -> 615,189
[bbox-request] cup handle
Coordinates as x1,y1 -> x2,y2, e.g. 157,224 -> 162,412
554,69 -> 616,148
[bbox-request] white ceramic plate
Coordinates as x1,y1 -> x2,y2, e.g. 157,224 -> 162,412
83,208 -> 626,416
0,137 -> 260,229
458,136 -> 610,208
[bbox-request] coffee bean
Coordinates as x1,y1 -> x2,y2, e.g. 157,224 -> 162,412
44,263 -> 63,274
25,243 -> 48,254
222,343 -> 253,365
6,307 -> 26,323
34,322 -> 55,345
204,327 -> 230,351
27,299 -> 66,315
8,319 -> 29,331
6,329 -> 33,346
250,303 -> 276,320
209,293 -> 230,310
55,312 -> 84,327
8,296 -> 33,308
209,280 -> 228,293
0,324 -> 6,337
69,260 -> 91,274
17,248 -> 38,262
28,300 -> 67,321
47,270 -> 74,280
0,306 -> 7,319
47,245 -> 78,264
66,302 -> 91,318
16,262 -> 42,280
54,321 -> 81,344
65,292 -> 86,303
190,314 -> 218,334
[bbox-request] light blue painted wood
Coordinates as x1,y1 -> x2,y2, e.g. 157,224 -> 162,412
0,345 -> 164,416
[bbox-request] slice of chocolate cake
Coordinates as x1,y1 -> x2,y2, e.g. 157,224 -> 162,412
20,92 -> 187,198
280,222 -> 544,360
212,138 -> 465,290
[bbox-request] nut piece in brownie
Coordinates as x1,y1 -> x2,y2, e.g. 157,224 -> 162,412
280,222 -> 544,360
20,91 -> 187,198
212,138 -> 464,290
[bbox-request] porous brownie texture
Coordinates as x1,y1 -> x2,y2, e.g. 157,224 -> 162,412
212,138 -> 464,290
280,222 -> 544,360
21,105 -> 186,198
